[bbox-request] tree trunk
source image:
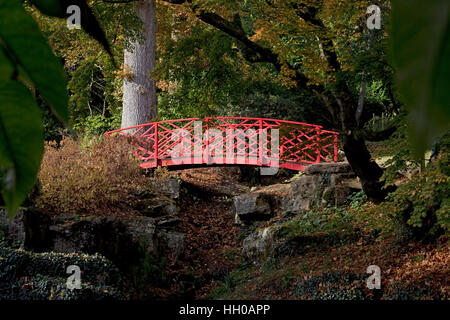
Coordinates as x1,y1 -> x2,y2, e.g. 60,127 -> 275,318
336,84 -> 393,203
343,133 -> 393,202
121,0 -> 157,129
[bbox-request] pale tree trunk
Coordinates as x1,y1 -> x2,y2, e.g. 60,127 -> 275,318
121,0 -> 157,129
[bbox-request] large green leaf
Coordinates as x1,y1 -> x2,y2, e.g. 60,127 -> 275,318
0,0 -> 68,124
29,0 -> 66,18
0,81 -> 44,218
0,46 -> 14,84
390,0 -> 450,157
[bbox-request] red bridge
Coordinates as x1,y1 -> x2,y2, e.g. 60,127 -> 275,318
106,117 -> 339,171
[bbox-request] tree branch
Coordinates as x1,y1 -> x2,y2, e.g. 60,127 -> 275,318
159,0 -> 316,89
360,126 -> 397,142
198,11 -> 280,68
293,3 -> 341,72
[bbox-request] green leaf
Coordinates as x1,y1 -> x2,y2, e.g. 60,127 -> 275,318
29,0 -> 66,18
0,81 -> 44,218
390,0 -> 450,157
0,46 -> 14,85
0,0 -> 69,124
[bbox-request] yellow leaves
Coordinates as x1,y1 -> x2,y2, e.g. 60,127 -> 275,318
279,65 -> 297,89
250,27 -> 267,42
114,63 -> 134,81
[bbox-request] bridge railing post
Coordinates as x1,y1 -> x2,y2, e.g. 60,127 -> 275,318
259,119 -> 263,166
154,123 -> 158,166
315,127 -> 321,163
334,134 -> 338,163
205,119 -> 209,164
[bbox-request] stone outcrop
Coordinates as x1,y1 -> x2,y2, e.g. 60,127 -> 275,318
233,162 -> 358,225
304,162 -> 352,174
241,162 -> 362,263
232,183 -> 291,225
232,193 -> 272,225
1,211 -> 185,272
151,178 -> 180,200
0,208 -> 52,251
156,231 -> 185,259
133,178 -> 180,217
242,225 -> 282,262
0,209 -> 25,248
1,211 -> 184,265
282,162 -> 359,214
134,197 -> 178,217
48,215 -> 184,269
0,178 -> 185,272
242,221 -> 357,263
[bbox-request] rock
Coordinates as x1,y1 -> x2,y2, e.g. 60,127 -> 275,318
1,207 -> 185,273
321,186 -> 353,207
242,220 -> 354,263
133,183 -> 179,217
157,231 -> 185,260
0,209 -> 25,248
48,216 -> 159,270
181,173 -> 250,197
133,189 -> 152,199
22,208 -> 53,251
248,183 -> 292,215
337,150 -> 347,162
50,217 -> 122,252
282,174 -> 324,213
253,183 -> 291,201
282,163 -> 357,214
304,162 -> 352,174
233,193 -> 272,224
0,208 -> 52,250
47,215 -> 185,270
399,167 -> 420,180
157,217 -> 183,228
242,160 -> 361,264
53,212 -> 78,223
342,178 -> 362,190
151,178 -> 180,200
135,197 -> 178,217
290,174 -> 323,195
242,225 -> 281,262
328,173 -> 356,187
123,217 -> 159,256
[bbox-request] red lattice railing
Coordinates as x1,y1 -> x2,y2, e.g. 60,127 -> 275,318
105,117 -> 339,171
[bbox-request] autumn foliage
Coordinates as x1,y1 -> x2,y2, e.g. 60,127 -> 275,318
36,136 -> 148,217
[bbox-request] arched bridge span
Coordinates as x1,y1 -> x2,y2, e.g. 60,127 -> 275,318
106,117 -> 339,171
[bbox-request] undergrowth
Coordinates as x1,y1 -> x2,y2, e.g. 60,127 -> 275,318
36,136 -> 148,217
